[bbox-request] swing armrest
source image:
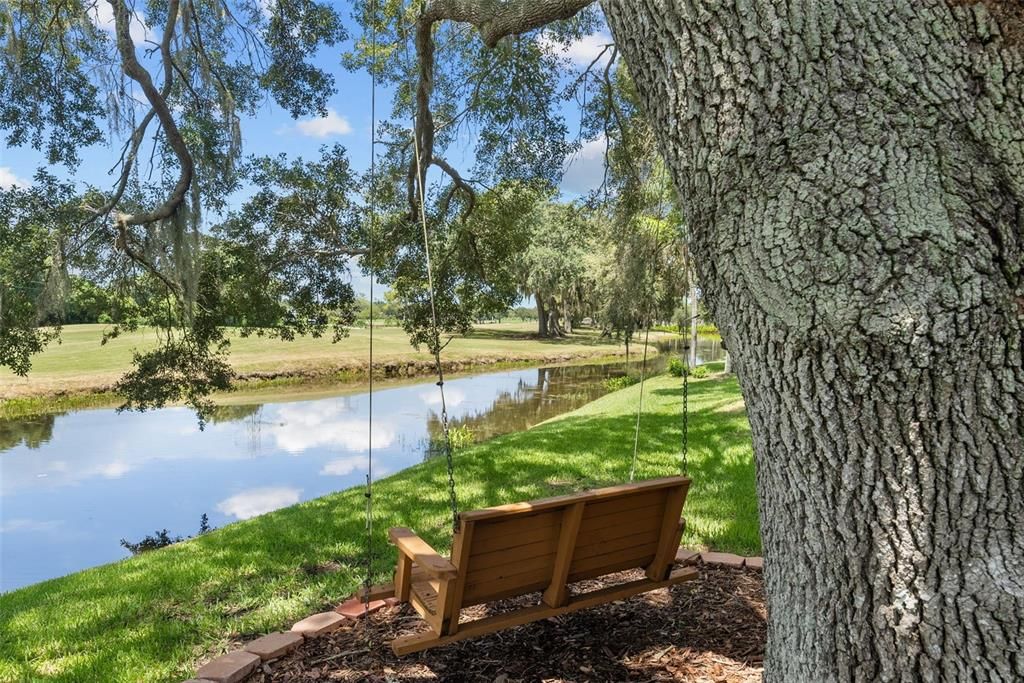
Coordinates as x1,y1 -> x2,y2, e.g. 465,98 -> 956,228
389,527 -> 458,579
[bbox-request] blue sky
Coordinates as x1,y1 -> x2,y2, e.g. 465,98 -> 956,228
0,5 -> 612,296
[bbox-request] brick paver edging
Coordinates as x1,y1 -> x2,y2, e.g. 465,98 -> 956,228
181,549 -> 765,681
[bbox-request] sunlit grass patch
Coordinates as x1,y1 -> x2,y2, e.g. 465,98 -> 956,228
0,371 -> 758,682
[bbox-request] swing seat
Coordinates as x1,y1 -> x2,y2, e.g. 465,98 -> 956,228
369,476 -> 694,655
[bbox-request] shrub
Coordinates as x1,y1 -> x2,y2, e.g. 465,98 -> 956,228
667,356 -> 687,377
602,375 -> 639,391
691,365 -> 710,378
120,514 -> 212,555
448,424 -> 475,450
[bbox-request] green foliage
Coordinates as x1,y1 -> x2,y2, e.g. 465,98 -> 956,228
447,424 -> 476,450
213,147 -> 360,342
119,515 -> 213,555
0,174 -> 83,374
691,365 -> 710,379
0,373 -> 757,682
112,255 -> 233,426
602,374 -> 639,391
667,356 -> 688,377
510,306 -> 538,321
381,180 -> 548,351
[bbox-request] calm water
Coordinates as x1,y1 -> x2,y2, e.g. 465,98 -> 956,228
0,339 -> 723,592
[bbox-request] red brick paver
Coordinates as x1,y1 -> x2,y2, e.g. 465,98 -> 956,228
244,631 -> 304,660
291,611 -> 346,636
700,551 -> 745,568
745,556 -> 763,570
195,650 -> 260,683
336,597 -> 386,619
675,548 -> 701,566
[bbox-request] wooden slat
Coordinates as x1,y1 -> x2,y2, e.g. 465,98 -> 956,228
394,553 -> 413,603
391,567 -> 699,655
443,522 -> 475,635
572,527 -> 662,562
576,505 -> 665,544
580,491 -> 667,524
462,577 -> 553,606
458,477 -> 690,523
389,528 -> 458,579
462,565 -> 553,605
468,536 -> 560,571
646,485 -> 687,581
412,579 -> 440,614
568,540 -> 660,581
543,501 -> 586,607
468,524 -> 560,558
464,551 -> 556,586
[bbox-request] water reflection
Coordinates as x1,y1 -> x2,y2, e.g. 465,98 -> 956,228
0,336 -> 722,592
0,413 -> 62,451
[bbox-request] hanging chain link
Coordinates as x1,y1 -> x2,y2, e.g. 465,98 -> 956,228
363,0 -> 379,617
435,370 -> 460,532
412,108 -> 459,533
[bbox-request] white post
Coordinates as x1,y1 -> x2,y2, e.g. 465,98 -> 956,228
688,279 -> 699,369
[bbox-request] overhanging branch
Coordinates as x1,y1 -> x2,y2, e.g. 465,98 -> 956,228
411,0 -> 596,218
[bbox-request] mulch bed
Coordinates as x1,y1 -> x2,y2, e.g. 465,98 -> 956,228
258,565 -> 764,682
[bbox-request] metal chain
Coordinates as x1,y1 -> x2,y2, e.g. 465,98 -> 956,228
362,0 -> 379,613
412,107 -> 460,533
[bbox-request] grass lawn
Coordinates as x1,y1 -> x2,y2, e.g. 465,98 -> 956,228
0,322 -> 660,403
0,370 -> 758,682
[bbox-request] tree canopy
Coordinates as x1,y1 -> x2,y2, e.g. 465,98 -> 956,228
0,0 -> 685,420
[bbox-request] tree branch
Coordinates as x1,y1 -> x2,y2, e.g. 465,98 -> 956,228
411,0 -> 595,217
421,0 -> 596,49
109,0 -> 194,228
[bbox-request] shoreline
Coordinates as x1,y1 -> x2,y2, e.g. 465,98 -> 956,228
0,346 -> 664,420
0,370 -> 755,682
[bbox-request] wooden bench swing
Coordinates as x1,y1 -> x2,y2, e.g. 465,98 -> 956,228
365,476 -> 695,655
356,52 -> 696,654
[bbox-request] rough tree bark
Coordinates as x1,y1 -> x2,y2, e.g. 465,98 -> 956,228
600,0 -> 1023,680
537,294 -> 549,337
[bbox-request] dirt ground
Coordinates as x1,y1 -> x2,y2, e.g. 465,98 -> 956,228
258,565 -> 765,682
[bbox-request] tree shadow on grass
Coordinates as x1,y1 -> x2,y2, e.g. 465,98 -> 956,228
0,376 -> 758,681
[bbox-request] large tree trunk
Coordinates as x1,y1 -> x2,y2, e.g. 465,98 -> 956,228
536,294 -> 549,337
602,1 -> 1023,680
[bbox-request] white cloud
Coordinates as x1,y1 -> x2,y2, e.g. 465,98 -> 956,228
561,136 -> 607,195
88,2 -> 152,45
99,460 -> 132,479
268,402 -> 395,454
419,386 -> 466,409
0,166 -> 30,189
291,108 -> 353,138
0,519 -> 63,534
539,32 -> 614,67
320,455 -> 366,477
216,486 -> 301,520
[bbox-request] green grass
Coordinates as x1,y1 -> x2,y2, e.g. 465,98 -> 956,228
0,322 -> 660,404
0,370 -> 757,682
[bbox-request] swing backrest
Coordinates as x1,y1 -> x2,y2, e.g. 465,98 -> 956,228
453,476 -> 691,607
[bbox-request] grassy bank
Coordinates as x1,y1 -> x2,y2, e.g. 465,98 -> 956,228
0,370 -> 757,682
0,322 -> 668,407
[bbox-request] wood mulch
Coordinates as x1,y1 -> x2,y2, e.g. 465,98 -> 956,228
258,565 -> 765,682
